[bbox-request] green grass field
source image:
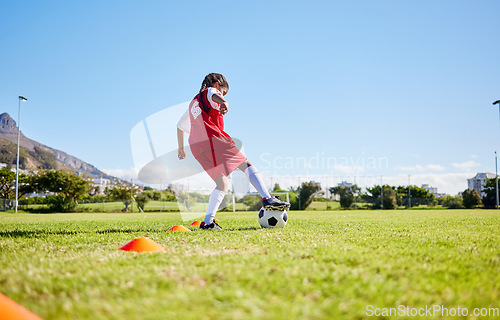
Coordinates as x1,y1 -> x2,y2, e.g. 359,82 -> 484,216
1,210 -> 499,319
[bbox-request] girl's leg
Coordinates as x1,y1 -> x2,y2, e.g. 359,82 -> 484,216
238,161 -> 271,199
204,175 -> 228,225
239,161 -> 290,209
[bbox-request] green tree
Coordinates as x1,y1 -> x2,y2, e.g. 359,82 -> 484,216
364,185 -> 380,208
36,170 -> 91,204
135,192 -> 150,211
481,178 -> 499,209
0,168 -> 15,209
443,195 -> 463,209
395,185 -> 435,207
295,181 -> 321,210
330,184 -> 360,209
364,185 -> 397,209
34,170 -> 91,211
142,190 -> 159,201
0,168 -> 36,209
162,189 -> 177,202
0,167 -> 15,200
462,189 -> 482,209
18,173 -> 37,198
108,185 -> 135,212
395,186 -> 437,207
382,186 -> 397,209
241,194 -> 262,211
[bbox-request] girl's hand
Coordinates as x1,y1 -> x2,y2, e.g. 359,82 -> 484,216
178,147 -> 186,160
219,101 -> 228,115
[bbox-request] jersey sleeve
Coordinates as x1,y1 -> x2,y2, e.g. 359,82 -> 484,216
176,109 -> 191,134
206,87 -> 222,110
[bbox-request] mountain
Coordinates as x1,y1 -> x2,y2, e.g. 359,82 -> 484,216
0,112 -> 116,180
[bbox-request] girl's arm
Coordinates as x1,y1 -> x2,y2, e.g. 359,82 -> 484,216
177,128 -> 186,159
211,93 -> 229,115
176,110 -> 190,160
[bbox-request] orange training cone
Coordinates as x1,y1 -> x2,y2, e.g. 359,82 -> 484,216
168,225 -> 192,232
190,221 -> 201,227
119,237 -> 166,252
0,293 -> 43,320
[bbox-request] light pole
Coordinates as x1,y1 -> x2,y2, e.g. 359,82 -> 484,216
15,96 -> 27,213
496,151 -> 499,210
380,175 -> 383,210
494,100 -> 500,209
408,174 -> 411,208
493,100 -> 500,123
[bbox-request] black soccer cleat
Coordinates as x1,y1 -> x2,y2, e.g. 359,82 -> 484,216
199,221 -> 222,230
262,196 -> 290,210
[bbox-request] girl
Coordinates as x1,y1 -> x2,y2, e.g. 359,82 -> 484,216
177,73 -> 290,229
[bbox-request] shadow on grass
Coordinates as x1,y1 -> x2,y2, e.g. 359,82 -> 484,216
10,208 -> 56,214
17,208 -> 183,214
226,226 -> 261,231
0,228 -> 168,238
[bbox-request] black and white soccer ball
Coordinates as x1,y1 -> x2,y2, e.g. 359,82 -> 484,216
258,207 -> 288,228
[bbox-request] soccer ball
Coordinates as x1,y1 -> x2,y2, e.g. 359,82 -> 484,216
258,207 -> 288,228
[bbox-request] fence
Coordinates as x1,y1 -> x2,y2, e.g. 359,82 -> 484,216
0,196 -> 447,213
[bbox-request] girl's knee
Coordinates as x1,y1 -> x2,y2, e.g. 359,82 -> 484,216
238,161 -> 252,171
215,176 -> 229,192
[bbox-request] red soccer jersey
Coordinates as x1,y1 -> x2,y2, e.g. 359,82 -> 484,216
188,87 -> 229,147
184,87 -> 247,180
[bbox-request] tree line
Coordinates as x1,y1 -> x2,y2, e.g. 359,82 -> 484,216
1,168 -> 497,212
0,168 -> 176,212
330,181 -> 498,209
0,168 -> 326,213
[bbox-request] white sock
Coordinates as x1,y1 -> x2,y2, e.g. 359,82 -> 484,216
204,189 -> 226,224
244,166 -> 271,199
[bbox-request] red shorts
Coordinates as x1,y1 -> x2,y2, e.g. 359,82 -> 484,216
190,136 -> 247,181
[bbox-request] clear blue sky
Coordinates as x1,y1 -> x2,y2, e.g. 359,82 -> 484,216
1,0 -> 499,194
